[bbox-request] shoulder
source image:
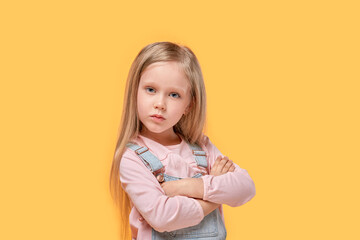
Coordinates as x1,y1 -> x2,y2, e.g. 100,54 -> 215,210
119,144 -> 145,174
199,135 -> 223,160
119,136 -> 146,164
199,134 -> 214,149
198,135 -> 216,155
119,145 -> 160,184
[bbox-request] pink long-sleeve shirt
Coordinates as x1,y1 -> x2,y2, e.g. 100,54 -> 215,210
119,134 -> 256,240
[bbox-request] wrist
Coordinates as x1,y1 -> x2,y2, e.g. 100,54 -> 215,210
182,178 -> 204,199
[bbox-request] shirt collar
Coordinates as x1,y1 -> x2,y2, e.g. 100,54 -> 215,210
133,134 -> 187,161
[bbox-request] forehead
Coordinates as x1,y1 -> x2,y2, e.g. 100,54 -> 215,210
140,61 -> 191,92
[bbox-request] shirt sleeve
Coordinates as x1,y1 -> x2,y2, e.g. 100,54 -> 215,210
119,148 -> 205,232
200,136 -> 256,207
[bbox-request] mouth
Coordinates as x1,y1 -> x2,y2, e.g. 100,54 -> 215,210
150,114 -> 165,120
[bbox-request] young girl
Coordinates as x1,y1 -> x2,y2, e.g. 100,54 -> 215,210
110,41 -> 256,240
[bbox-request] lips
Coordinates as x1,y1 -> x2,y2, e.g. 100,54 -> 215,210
150,114 -> 165,120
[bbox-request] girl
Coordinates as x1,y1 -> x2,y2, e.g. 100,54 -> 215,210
110,41 -> 256,240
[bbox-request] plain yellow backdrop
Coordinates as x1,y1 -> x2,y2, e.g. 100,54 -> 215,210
1,0 -> 359,239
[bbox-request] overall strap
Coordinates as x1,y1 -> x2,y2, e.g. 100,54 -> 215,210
187,143 -> 208,168
126,143 -> 164,172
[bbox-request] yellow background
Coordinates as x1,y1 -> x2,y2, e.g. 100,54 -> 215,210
1,0 -> 359,239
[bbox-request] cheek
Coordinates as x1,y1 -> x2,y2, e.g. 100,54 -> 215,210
137,92 -> 145,115
172,104 -> 188,118
137,90 -> 148,104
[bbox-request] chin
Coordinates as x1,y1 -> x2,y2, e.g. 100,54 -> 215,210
147,127 -> 173,135
143,126 -> 165,134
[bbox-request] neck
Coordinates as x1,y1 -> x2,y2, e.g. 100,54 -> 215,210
140,128 -> 181,146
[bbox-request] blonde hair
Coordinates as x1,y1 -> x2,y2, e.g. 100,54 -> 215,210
109,41 -> 207,239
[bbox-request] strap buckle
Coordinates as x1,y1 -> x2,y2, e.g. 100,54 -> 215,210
192,150 -> 206,156
135,146 -> 148,155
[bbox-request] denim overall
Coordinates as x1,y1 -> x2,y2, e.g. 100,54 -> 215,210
127,142 -> 227,240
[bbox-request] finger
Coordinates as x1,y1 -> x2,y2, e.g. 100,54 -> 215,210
215,155 -> 222,164
212,156 -> 222,171
222,160 -> 234,173
217,157 -> 229,173
229,165 -> 236,172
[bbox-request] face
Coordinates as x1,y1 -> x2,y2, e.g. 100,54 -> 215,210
137,61 -> 192,141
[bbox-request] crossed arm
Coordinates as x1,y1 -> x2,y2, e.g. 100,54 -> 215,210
161,156 -> 235,216
121,148 -> 256,232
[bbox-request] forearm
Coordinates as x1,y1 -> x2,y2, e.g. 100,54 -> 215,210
165,177 -> 204,199
160,178 -> 219,217
163,167 -> 256,207
196,199 -> 220,216
202,169 -> 256,206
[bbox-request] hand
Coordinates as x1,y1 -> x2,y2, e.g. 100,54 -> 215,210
197,199 -> 220,216
161,180 -> 183,197
210,156 -> 235,176
161,178 -> 204,199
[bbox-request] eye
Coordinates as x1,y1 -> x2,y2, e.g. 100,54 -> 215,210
170,92 -> 180,98
145,87 -> 155,93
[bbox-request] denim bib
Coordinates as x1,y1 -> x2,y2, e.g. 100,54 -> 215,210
127,141 -> 227,240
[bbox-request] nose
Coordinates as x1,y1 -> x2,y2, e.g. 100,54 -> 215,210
154,95 -> 166,111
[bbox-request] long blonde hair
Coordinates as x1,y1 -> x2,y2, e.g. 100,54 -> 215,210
109,41 -> 207,239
